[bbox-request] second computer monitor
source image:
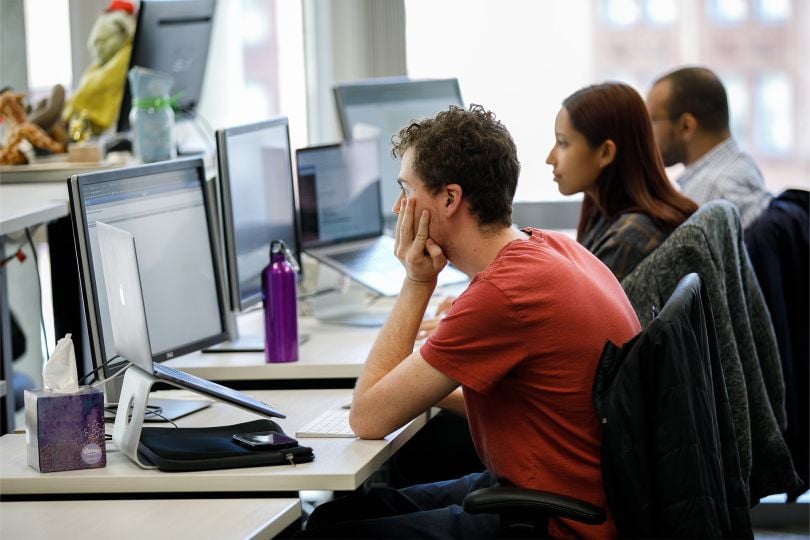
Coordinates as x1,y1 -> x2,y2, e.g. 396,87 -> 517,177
68,158 -> 229,395
333,77 -> 464,220
215,117 -> 300,313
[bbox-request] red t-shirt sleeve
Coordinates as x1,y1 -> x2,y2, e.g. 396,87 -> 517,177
420,278 -> 526,394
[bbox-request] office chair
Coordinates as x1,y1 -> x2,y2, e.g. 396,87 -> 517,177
463,273 -> 753,538
620,201 -> 800,502
744,189 -> 809,499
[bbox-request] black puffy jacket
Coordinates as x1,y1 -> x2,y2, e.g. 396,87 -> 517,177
593,274 -> 752,538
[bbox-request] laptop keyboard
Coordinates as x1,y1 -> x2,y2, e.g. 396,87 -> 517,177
330,247 -> 399,271
295,408 -> 356,438
154,363 -> 285,419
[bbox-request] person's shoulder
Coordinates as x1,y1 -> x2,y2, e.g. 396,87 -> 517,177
605,212 -> 664,239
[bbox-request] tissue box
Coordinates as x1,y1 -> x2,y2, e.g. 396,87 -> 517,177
24,387 -> 106,473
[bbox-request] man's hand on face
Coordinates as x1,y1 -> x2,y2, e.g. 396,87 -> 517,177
394,197 -> 447,286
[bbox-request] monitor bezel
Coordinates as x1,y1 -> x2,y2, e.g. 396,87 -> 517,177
68,157 -> 230,381
215,116 -> 302,313
333,77 -> 464,141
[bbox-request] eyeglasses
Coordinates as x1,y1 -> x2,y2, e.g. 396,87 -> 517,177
650,113 -> 683,124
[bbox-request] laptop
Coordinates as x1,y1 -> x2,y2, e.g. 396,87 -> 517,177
296,138 -> 468,297
95,221 -> 286,420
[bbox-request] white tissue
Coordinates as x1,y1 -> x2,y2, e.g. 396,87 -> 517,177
42,334 -> 80,393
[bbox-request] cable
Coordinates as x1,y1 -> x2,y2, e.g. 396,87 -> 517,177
79,355 -> 123,385
25,227 -> 49,359
104,403 -> 178,427
91,361 -> 131,389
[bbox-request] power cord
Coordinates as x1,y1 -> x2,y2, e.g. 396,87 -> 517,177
79,354 -> 123,385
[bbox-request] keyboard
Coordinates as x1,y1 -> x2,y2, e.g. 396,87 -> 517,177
295,408 -> 356,438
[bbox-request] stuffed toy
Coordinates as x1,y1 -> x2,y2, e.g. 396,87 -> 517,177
62,0 -> 136,134
0,88 -> 65,165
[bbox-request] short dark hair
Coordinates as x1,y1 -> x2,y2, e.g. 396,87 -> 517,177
392,104 -> 520,228
655,66 -> 730,133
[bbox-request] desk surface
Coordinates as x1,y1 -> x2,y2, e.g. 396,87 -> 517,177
1,498 -> 301,540
168,311 -> 380,381
1,388 -> 427,496
0,182 -> 69,236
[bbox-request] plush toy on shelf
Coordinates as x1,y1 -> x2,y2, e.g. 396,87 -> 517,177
0,88 -> 66,165
62,0 -> 136,135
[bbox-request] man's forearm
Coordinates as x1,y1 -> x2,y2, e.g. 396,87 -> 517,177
353,279 -> 435,398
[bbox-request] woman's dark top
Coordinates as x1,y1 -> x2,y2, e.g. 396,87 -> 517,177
580,212 -> 668,281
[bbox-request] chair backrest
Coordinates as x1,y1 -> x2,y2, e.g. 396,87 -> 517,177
744,189 -> 809,496
593,273 -> 752,538
619,201 -> 799,501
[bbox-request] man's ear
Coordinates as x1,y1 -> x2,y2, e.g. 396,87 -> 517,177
599,139 -> 617,169
444,184 -> 463,218
678,112 -> 698,140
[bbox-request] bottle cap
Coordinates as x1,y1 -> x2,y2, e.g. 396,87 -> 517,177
270,240 -> 300,272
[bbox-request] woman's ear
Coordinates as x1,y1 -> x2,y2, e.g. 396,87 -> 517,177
444,184 -> 463,218
599,139 -> 617,169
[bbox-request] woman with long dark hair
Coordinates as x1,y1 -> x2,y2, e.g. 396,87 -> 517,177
546,82 -> 698,280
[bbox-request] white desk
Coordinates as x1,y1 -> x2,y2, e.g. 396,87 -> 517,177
0,388 -> 428,496
0,182 -> 69,236
0,498 -> 301,540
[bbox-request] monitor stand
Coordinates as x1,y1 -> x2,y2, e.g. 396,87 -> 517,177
113,366 -> 180,469
310,286 -> 389,327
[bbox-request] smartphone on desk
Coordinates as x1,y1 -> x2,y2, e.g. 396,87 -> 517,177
232,431 -> 299,450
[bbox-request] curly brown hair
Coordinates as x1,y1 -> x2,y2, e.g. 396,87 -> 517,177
391,104 -> 520,228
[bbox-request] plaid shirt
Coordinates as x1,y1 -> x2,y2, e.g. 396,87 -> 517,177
676,138 -> 772,228
580,212 -> 667,281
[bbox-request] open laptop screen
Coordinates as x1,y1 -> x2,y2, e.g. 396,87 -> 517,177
296,138 -> 382,248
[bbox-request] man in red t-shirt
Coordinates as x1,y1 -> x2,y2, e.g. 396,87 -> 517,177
301,105 -> 640,539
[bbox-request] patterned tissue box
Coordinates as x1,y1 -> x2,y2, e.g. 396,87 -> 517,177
24,387 -> 106,473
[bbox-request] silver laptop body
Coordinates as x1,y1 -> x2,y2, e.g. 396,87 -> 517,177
96,222 -> 285,419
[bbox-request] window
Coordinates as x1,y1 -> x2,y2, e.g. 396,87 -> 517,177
755,0 -> 790,22
198,0 -> 307,150
405,0 -> 807,201
24,0 -> 71,95
707,0 -> 749,25
755,72 -> 793,155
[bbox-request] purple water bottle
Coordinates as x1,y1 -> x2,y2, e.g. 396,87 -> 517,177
262,240 -> 299,363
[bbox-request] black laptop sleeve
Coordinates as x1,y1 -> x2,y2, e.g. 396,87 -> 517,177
137,419 -> 315,472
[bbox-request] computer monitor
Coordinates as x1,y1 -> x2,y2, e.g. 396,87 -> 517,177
116,0 -> 216,133
333,77 -> 464,223
215,117 -> 301,312
68,157 -> 229,413
211,117 -> 301,350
